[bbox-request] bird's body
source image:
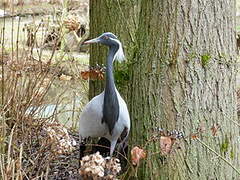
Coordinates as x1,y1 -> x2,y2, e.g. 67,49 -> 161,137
79,32 -> 130,158
79,90 -> 130,154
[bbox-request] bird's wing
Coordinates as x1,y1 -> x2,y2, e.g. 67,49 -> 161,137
106,92 -> 130,142
79,92 -> 108,138
117,93 -> 130,131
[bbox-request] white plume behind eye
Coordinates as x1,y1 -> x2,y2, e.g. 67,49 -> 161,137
111,38 -> 125,62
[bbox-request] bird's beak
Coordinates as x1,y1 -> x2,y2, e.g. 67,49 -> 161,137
84,37 -> 100,44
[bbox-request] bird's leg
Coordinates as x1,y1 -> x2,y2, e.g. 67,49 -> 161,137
79,137 -> 86,168
92,137 -> 110,157
118,139 -> 128,157
117,127 -> 129,158
110,140 -> 117,157
117,139 -> 129,170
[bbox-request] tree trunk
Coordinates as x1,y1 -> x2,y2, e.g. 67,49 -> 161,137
130,0 -> 239,179
89,0 -> 239,179
88,0 -> 137,99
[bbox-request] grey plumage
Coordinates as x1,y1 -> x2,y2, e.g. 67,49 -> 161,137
79,32 -> 130,160
102,44 -> 119,135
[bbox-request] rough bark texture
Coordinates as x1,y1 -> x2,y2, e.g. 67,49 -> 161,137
89,0 -> 136,99
89,0 -> 239,179
130,0 -> 239,179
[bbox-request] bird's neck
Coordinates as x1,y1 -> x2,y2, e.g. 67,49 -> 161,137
105,45 -> 118,90
102,45 -> 119,135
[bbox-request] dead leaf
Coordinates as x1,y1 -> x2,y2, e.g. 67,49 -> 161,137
160,136 -> 175,155
211,124 -> 220,136
190,133 -> 198,139
98,72 -> 104,80
197,122 -> 206,133
59,74 -> 72,81
81,69 -> 105,80
131,146 -> 147,166
81,71 -> 89,80
63,16 -> 80,32
89,70 -> 98,80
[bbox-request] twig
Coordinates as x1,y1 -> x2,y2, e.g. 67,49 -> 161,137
1,5 -> 6,105
231,120 -> 240,127
196,138 -> 240,175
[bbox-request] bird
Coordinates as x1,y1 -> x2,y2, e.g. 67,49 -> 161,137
79,32 -> 130,160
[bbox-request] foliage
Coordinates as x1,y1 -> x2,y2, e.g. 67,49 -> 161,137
220,136 -> 230,154
201,54 -> 211,67
114,62 -> 130,90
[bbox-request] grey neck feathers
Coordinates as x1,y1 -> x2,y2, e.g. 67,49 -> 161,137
102,45 -> 119,135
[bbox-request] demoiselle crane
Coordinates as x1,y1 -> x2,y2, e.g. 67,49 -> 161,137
79,32 -> 130,160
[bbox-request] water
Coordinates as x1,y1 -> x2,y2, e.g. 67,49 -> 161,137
28,79 -> 88,129
1,15 -> 89,130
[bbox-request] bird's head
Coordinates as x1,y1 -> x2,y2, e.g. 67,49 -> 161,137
84,32 -> 125,62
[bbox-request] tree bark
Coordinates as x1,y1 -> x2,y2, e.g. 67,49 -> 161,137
89,0 -> 239,179
88,0 -> 137,99
130,0 -> 239,179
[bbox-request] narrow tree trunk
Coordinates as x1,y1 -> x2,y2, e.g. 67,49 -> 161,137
88,0 -> 107,98
130,0 -> 239,179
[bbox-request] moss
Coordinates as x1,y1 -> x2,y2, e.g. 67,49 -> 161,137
184,52 -> 198,63
189,52 -> 197,59
201,54 -> 211,66
114,62 -> 130,90
220,136 -> 229,154
230,149 -> 234,159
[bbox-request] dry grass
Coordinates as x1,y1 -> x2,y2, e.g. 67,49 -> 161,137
0,38 -> 62,179
0,60 -> 51,179
0,3 -> 88,179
